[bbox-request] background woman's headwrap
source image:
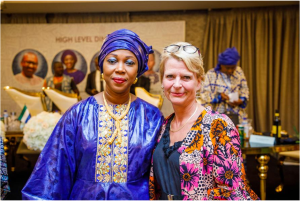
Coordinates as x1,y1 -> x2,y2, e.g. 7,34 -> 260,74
61,49 -> 77,64
98,29 -> 153,78
214,47 -> 240,71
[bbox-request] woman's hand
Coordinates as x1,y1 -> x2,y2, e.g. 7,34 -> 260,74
228,99 -> 243,107
220,93 -> 229,101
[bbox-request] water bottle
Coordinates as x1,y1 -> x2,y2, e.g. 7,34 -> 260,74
3,110 -> 9,131
242,117 -> 249,140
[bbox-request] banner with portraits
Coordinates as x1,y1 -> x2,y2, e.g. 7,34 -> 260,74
1,21 -> 185,115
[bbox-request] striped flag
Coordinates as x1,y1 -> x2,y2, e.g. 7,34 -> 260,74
18,105 -> 31,123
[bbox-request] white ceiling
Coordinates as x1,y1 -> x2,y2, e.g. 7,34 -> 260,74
1,1 -> 298,14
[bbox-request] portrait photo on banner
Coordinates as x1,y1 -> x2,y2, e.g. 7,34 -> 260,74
12,49 -> 48,86
52,49 -> 87,85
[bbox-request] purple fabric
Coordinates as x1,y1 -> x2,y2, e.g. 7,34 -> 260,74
98,29 -> 153,78
215,47 -> 240,71
21,97 -> 164,200
61,50 -> 77,64
63,69 -> 85,84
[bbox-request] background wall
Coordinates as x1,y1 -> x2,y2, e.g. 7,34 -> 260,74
1,21 -> 185,117
1,5 -> 299,136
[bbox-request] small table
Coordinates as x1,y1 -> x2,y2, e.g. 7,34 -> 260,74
242,142 -> 299,200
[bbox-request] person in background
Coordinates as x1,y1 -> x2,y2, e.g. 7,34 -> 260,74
149,42 -> 258,200
200,47 -> 249,123
14,52 -> 43,86
61,49 -> 85,84
43,62 -> 79,112
85,57 -> 105,96
143,53 -> 162,95
22,29 -> 163,200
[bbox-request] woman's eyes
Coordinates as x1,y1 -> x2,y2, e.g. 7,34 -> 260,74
165,75 -> 191,80
183,76 -> 191,80
107,58 -> 117,64
125,60 -> 135,66
166,75 -> 174,78
106,58 -> 135,66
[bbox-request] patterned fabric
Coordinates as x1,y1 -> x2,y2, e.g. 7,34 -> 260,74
1,136 -> 10,199
22,97 -> 164,200
96,104 -> 129,183
149,107 -> 259,200
200,67 -> 249,123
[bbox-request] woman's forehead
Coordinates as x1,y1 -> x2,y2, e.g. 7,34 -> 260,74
164,58 -> 190,72
107,49 -> 136,58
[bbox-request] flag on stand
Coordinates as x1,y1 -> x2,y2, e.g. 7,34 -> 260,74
18,105 -> 31,123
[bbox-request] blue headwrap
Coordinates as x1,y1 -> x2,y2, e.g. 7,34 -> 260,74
214,47 -> 240,71
98,29 -> 153,78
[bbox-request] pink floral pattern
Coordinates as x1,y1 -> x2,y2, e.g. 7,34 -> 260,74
180,162 -> 199,191
149,107 -> 259,200
200,147 -> 213,174
216,160 -> 240,189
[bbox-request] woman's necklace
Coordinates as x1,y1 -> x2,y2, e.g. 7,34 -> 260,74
170,105 -> 198,132
103,93 -> 131,145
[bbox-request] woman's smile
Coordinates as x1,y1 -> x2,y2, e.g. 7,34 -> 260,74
112,77 -> 127,84
171,92 -> 185,97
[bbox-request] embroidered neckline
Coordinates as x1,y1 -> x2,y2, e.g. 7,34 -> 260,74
103,93 -> 131,145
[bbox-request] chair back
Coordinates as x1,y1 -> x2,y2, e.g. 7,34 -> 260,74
135,87 -> 163,109
43,87 -> 80,113
3,86 -> 47,116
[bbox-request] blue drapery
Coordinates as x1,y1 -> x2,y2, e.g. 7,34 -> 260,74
22,96 -> 163,200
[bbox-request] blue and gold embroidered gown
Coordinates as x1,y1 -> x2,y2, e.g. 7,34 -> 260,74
22,96 -> 163,200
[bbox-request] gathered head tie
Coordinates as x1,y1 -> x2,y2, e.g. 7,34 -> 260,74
215,47 -> 240,71
98,29 -> 153,77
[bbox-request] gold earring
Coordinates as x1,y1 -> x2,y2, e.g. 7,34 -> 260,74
101,73 -> 104,80
133,78 -> 138,84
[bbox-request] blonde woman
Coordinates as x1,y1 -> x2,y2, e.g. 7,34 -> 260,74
149,42 -> 258,200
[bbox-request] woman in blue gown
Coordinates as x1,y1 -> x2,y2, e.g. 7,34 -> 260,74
22,29 -> 164,200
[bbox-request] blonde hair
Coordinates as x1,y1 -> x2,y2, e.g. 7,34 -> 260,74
160,42 -> 205,82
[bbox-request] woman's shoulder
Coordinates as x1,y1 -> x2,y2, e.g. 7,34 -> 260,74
133,97 -> 162,115
202,107 -> 236,128
63,96 -> 97,116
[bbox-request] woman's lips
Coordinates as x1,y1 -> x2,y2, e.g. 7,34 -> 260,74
171,92 -> 185,97
112,77 -> 126,84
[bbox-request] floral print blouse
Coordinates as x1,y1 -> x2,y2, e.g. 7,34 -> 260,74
149,107 -> 259,200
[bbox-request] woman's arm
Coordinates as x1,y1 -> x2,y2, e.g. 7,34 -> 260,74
208,117 -> 259,200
